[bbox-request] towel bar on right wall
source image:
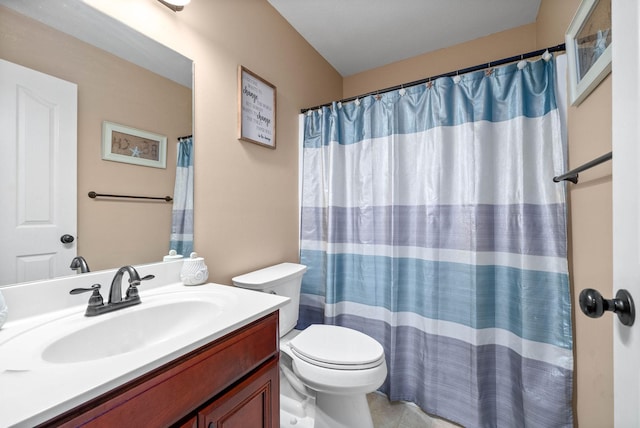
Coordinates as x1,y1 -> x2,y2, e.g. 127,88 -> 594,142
553,152 -> 612,183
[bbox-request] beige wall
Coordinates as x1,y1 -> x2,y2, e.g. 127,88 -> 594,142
0,6 -> 192,271
537,0 -> 613,426
85,0 -> 343,281
343,1 -> 613,426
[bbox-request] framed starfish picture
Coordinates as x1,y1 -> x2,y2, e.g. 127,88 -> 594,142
101,121 -> 167,168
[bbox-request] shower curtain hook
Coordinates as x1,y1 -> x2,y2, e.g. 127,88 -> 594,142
518,54 -> 528,70
485,62 -> 493,76
453,70 -> 462,84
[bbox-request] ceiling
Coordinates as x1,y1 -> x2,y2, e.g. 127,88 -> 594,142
268,0 -> 542,76
0,0 -> 192,87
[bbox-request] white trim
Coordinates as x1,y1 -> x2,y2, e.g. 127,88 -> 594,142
612,0 -> 640,426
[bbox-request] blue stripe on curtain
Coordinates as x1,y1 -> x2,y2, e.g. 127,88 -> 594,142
304,59 -> 557,148
300,249 -> 571,349
299,58 -> 572,427
170,136 -> 194,255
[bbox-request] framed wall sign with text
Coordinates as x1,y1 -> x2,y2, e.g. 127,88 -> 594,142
238,66 -> 276,149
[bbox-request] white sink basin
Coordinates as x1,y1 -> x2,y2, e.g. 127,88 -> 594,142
0,288 -> 234,367
42,299 -> 222,364
0,275 -> 290,428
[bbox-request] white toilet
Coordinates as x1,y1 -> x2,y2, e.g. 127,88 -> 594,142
232,263 -> 387,428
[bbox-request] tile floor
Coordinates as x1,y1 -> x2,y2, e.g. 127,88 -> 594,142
367,392 -> 461,428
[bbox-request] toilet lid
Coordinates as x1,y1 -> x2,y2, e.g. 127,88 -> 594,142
288,324 -> 385,370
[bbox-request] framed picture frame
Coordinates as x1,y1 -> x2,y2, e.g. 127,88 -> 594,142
238,66 -> 276,149
102,121 -> 167,168
565,0 -> 612,106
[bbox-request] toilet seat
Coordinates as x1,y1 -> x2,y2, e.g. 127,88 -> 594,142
288,324 -> 385,370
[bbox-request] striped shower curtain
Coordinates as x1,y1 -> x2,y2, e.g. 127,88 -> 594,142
299,57 -> 572,427
170,136 -> 194,256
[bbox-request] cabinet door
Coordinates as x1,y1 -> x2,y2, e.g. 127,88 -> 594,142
200,357 -> 279,428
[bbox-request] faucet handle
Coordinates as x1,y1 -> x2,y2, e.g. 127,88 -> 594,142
128,274 -> 155,287
125,274 -> 155,300
70,284 -> 103,307
70,283 -> 101,294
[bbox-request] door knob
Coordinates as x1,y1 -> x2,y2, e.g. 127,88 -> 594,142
60,234 -> 75,244
579,288 -> 635,326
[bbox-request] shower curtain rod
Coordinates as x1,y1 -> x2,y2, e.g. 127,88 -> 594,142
300,43 -> 566,113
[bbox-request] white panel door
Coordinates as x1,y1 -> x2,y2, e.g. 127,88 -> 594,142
0,59 -> 77,286
612,1 -> 640,426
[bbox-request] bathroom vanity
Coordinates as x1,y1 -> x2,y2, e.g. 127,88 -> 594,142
43,312 -> 279,427
0,261 -> 289,427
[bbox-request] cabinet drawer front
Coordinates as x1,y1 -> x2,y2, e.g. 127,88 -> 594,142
44,312 -> 279,428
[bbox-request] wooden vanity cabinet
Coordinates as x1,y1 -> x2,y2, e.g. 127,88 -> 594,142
198,357 -> 278,427
40,312 -> 280,428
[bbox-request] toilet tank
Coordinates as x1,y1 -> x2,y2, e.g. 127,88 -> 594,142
232,263 -> 307,337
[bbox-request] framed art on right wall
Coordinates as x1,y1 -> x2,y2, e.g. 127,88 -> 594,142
566,0 -> 612,106
238,66 -> 277,149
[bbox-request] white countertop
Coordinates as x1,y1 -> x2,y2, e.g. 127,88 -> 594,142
0,264 -> 288,427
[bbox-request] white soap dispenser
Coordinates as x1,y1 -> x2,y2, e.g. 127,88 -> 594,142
180,252 -> 209,286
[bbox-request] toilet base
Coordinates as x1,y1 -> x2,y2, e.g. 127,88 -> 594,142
280,396 -> 314,428
280,363 -> 315,428
279,361 -> 375,428
314,392 -> 374,428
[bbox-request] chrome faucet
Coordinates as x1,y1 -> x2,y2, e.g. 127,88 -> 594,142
70,256 -> 90,273
70,265 -> 154,316
110,265 -> 145,304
